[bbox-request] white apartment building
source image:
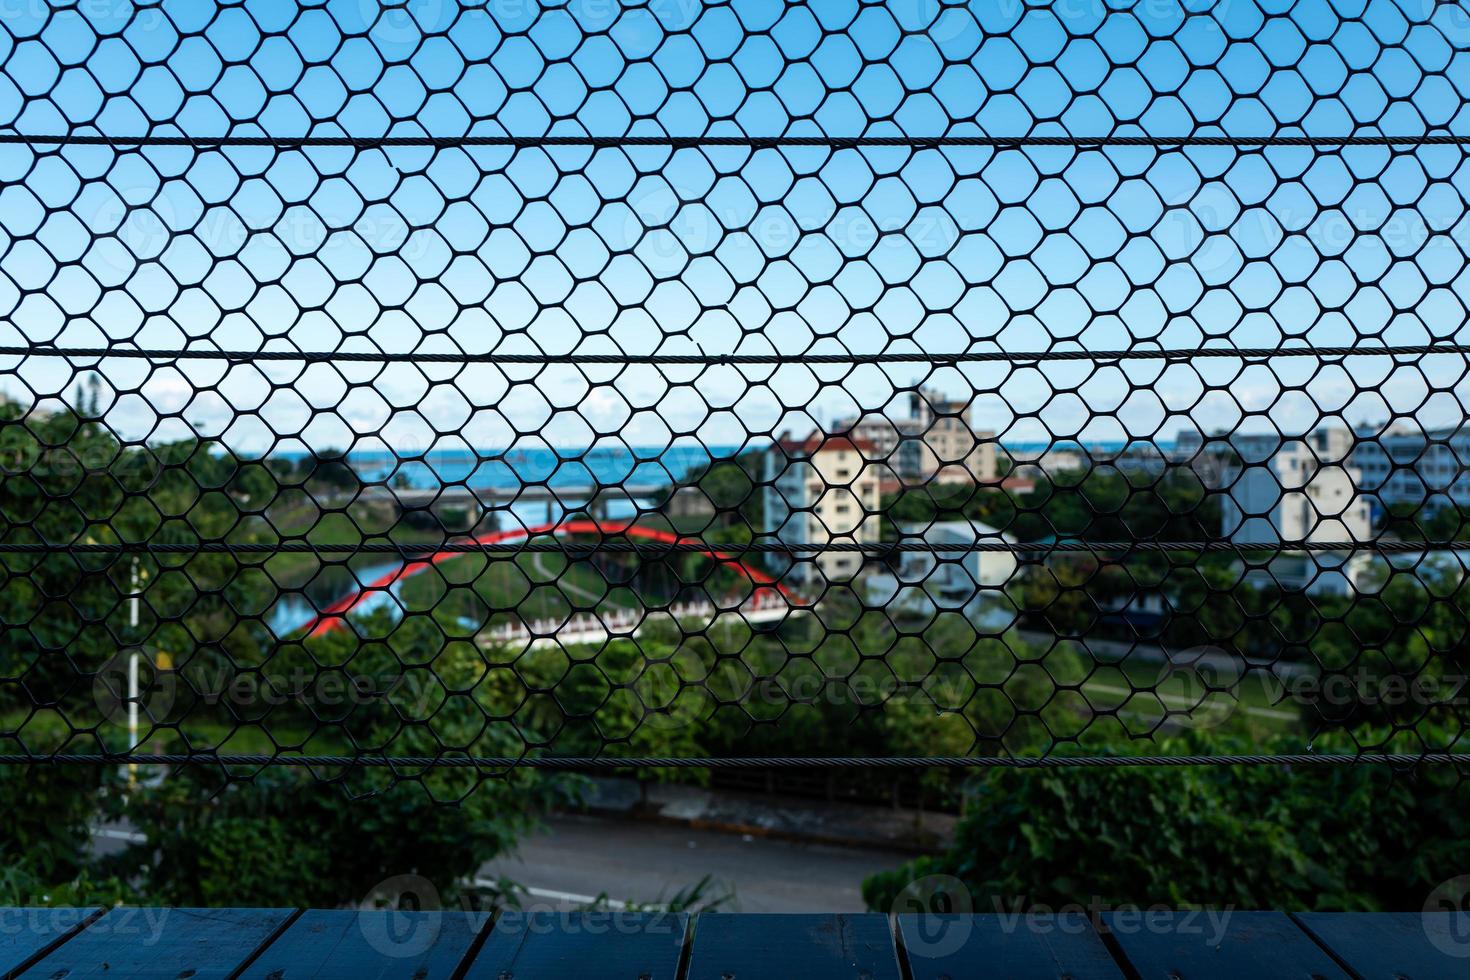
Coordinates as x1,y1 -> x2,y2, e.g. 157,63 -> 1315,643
865,519 -> 1021,626
1218,427 -> 1373,595
901,520 -> 1018,598
911,388 -> 1001,484
1221,428 -> 1371,545
763,432 -> 883,583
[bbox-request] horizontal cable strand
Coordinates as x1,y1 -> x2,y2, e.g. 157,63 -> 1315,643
1,753 -> 1464,768
2,133 -> 1469,148
2,540 -> 1463,554
6,344 -> 1470,364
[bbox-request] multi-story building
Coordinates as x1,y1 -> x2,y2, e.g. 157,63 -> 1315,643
763,432 -> 882,583
1179,423 -> 1470,524
832,387 -> 1000,485
909,387 -> 1001,484
1220,428 -> 1371,545
833,411 -> 916,473
1348,424 -> 1470,516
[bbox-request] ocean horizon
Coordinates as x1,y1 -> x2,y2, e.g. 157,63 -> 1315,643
271,443 -> 743,491
267,436 -> 1196,492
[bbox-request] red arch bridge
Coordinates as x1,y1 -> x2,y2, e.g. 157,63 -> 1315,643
297,519 -> 803,643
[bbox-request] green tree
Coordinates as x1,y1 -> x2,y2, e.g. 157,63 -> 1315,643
117,764 -> 554,908
118,610 -> 568,907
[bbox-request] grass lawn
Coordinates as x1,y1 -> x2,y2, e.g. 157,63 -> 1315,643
0,707 -> 334,756
1078,659 -> 1303,740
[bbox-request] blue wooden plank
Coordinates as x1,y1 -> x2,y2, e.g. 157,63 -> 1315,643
898,913 -> 1125,980
0,908 -> 101,979
238,909 -> 488,980
462,911 -> 687,979
17,908 -> 295,980
685,913 -> 900,980
1104,910 -> 1347,979
1295,912 -> 1470,980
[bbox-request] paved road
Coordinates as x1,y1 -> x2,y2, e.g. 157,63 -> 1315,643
479,813 -> 909,912
529,549 -> 605,605
97,811 -> 909,912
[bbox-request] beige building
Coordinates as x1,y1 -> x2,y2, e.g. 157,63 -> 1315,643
833,388 -> 1000,486
910,388 -> 1000,484
763,432 -> 883,583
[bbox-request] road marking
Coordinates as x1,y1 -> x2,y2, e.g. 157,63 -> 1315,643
93,827 -> 146,843
475,879 -> 628,910
530,548 -> 607,605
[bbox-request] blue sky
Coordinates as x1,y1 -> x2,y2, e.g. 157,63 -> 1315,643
1,0 -> 1469,455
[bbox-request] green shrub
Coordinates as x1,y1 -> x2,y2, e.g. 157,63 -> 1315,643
118,764 -> 562,908
864,732 -> 1470,913
0,764 -> 131,906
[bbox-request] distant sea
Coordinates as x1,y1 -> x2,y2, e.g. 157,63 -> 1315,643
271,444 -> 742,491
270,440 -> 1185,489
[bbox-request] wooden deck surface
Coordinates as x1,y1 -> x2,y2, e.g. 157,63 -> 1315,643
1,907 -> 1467,979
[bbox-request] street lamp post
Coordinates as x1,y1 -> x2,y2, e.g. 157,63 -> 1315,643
127,557 -> 148,789
129,557 -> 139,788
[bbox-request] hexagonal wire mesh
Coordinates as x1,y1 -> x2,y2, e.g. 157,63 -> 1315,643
1,1 -> 1469,801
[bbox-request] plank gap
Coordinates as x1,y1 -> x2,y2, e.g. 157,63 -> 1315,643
450,906 -> 503,980
226,908 -> 304,980
1287,912 -> 1365,980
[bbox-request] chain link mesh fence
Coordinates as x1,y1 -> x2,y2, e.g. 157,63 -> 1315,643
1,1 -> 1469,800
